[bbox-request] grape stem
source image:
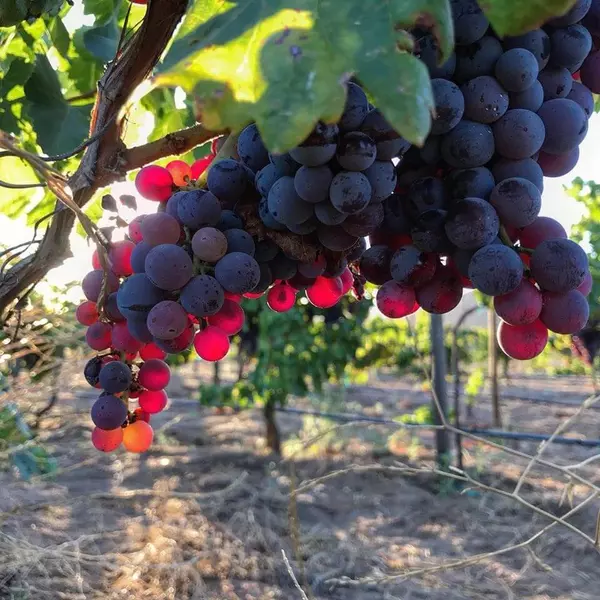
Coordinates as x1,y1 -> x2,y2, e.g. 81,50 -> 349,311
517,246 -> 534,255
498,226 -> 514,248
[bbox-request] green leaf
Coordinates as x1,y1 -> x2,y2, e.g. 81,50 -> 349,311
23,55 -> 91,155
156,0 -> 453,151
76,18 -> 119,62
46,16 -> 70,56
479,0 -> 578,36
83,0 -> 120,23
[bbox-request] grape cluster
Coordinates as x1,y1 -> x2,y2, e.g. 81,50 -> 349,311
367,0 -> 596,360
78,0 -> 598,452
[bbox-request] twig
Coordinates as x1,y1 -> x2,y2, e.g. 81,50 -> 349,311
281,550 -> 310,600
0,179 -> 45,189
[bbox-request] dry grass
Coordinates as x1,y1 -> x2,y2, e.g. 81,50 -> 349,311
1,362 -> 600,599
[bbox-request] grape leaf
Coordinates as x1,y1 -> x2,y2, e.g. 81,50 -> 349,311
82,0 -> 120,23
156,0 -> 454,151
23,55 -> 91,155
479,0 -> 579,36
75,18 -> 119,63
46,16 -> 71,57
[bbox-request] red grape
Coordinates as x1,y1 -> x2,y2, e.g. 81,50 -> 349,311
112,322 -> 143,353
518,216 -> 567,249
191,155 -> 215,179
376,281 -> 418,318
166,160 -> 192,187
154,324 -> 195,354
135,165 -> 173,202
415,266 -> 463,314
134,407 -> 151,422
128,215 -> 145,243
206,299 -> 245,335
140,343 -> 167,361
498,320 -> 548,360
86,322 -> 112,350
92,249 -> 101,269
194,326 -> 230,361
76,301 -> 98,326
224,291 -> 242,303
577,270 -> 593,296
138,359 -> 171,391
92,427 -> 123,452
306,276 -> 343,308
109,240 -> 135,277
493,279 -> 543,325
340,268 -> 354,295
139,389 -> 168,414
539,289 -> 590,334
244,291 -> 265,299
267,283 -> 296,312
123,421 -> 154,452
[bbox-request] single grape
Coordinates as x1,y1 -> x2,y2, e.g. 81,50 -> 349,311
376,281 -> 418,317
509,80 -> 544,111
497,320 -> 548,359
550,25 -> 592,72
194,326 -> 230,361
494,279 -> 542,325
76,301 -> 98,326
153,324 -> 195,354
537,98 -> 587,155
145,244 -> 193,291
339,82 -> 369,131
363,161 -> 397,203
268,176 -> 314,226
92,427 -> 123,452
82,269 -> 119,303
135,165 -> 173,202
462,76 -> 509,123
105,292 -> 125,323
123,420 -> 154,453
99,361 -> 132,394
287,215 -> 319,235
112,321 -> 143,353
166,160 -> 191,187
140,342 -> 167,361
491,158 -> 543,192
468,245 -> 523,296
216,210 -> 244,232
567,81 -> 594,117
406,177 -> 448,220
503,29 -> 551,70
177,190 -> 222,229
214,252 -> 261,294
359,245 -> 392,285
415,265 -> 463,314
454,36 -> 503,83
492,109 -> 545,160
191,227 -> 228,263
254,239 -> 279,263
431,78 -> 465,135
127,316 -> 153,343
109,240 -> 135,277
445,198 -> 500,249
86,322 -> 112,351
270,253 -> 298,280
289,123 -> 338,166
293,165 -> 333,204
537,148 -> 580,177
538,66 -> 573,99
91,394 -> 127,430
411,209 -> 453,253
336,132 -> 376,171
390,245 -> 437,286
139,389 -> 168,414
315,200 -> 347,226
451,0 -> 489,46
130,241 -> 151,274
222,228 -> 255,256
518,216 -> 567,249
495,49 -> 539,92
577,270 -> 593,296
530,238 -> 588,292
540,289 -> 589,334
298,256 -> 326,278
267,283 -> 297,312
440,120 -> 495,168
190,155 -> 214,180
579,50 -> 600,93
548,0 -> 592,26
447,167 -> 495,200
360,109 -> 410,160
306,276 -> 343,308
146,300 -> 188,340
489,177 -> 541,228
207,299 -> 245,335
417,34 -> 457,79
237,123 -> 269,172
259,197 -> 287,231
207,158 -> 248,205
116,273 -> 166,319
341,203 -> 384,237
269,152 -> 301,175
317,224 -> 358,251
180,275 -> 224,318
329,171 -> 372,214
140,212 -> 181,246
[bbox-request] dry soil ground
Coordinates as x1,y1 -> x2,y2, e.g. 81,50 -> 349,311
2,362 -> 600,600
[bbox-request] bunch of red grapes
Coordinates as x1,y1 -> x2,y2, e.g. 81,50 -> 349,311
77,0 -> 600,453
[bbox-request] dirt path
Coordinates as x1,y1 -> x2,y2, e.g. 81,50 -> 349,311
2,367 -> 600,599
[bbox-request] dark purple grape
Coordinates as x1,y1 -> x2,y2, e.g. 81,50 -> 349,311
411,209 -> 453,253
440,120 -> 495,168
415,265 -> 463,313
147,300 -> 188,340
451,0 -> 489,46
390,245 -> 437,286
180,275 -> 224,317
91,394 -> 127,430
468,245 -> 523,295
492,109 -> 545,160
317,224 -> 359,251
329,171 -> 372,214
417,33 -> 457,79
339,82 -> 369,131
491,158 -> 543,192
216,210 -> 243,231
214,252 -> 261,294
447,167 -> 495,200
445,197 -> 499,249
254,239 -> 279,263
289,123 -> 338,166
567,81 -> 594,118
359,245 -> 392,285
406,177 -> 448,219
383,194 -> 412,234
106,292 -> 125,322
259,197 -> 287,231
127,316 -> 153,343
538,67 -> 573,100
360,109 -> 410,160
537,98 -> 588,155
82,269 -> 119,303
177,189 -> 221,229
99,361 -> 132,394
363,161 -> 397,202
341,203 -> 384,237
461,76 -> 509,123
315,200 -> 347,225
237,124 -> 269,172
224,228 -> 255,256
489,177 -> 541,228
294,165 -> 333,203
207,158 -> 248,205
145,244 -> 193,291
431,79 -> 465,134
116,273 -> 166,320
267,176 -> 314,226
549,25 -> 592,73
287,215 -> 318,235
270,253 -> 298,280
509,80 -> 544,111
503,29 -> 550,70
419,136 -> 441,165
131,241 -> 151,274
537,148 -> 579,177
454,36 -> 503,83
495,49 -> 539,92
254,263 -> 273,293
548,0 -> 591,26
530,239 -> 588,292
336,132 -> 376,171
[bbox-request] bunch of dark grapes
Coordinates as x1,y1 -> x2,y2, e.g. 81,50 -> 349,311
78,0 -> 599,452
362,0 -> 595,361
